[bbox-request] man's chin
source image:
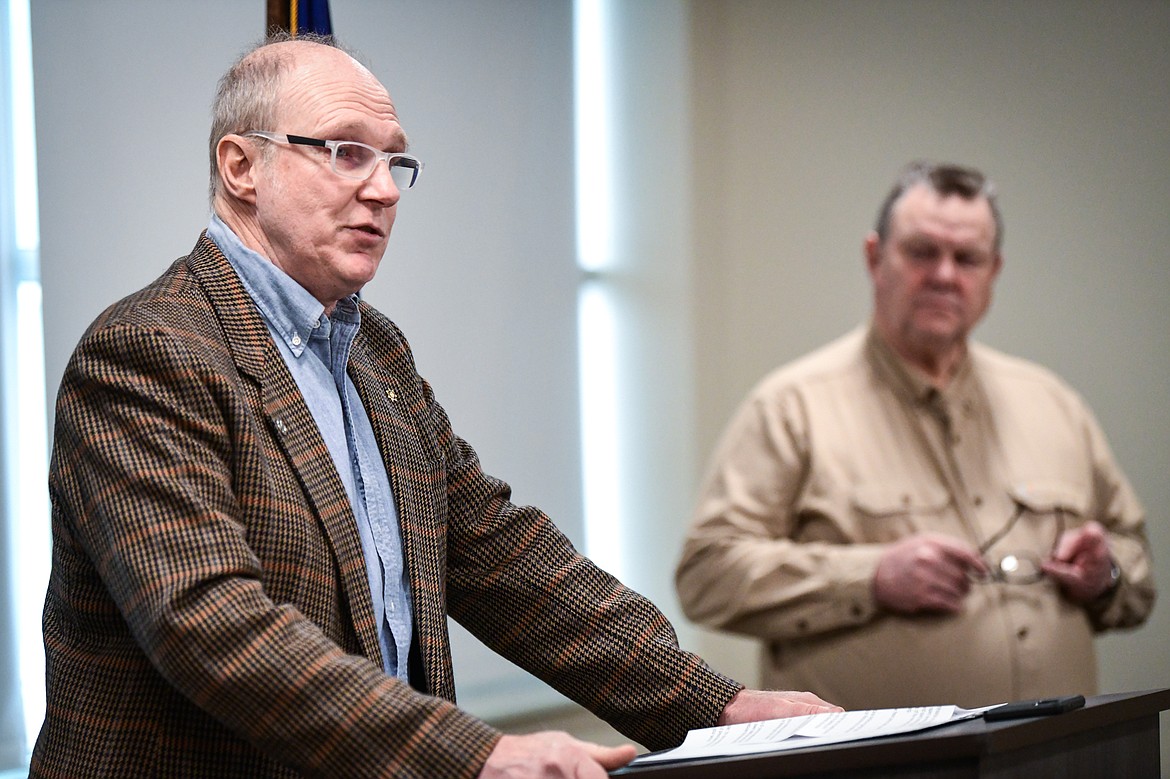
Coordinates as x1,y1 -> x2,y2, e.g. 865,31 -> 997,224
902,318 -> 968,350
913,312 -> 966,340
342,252 -> 383,283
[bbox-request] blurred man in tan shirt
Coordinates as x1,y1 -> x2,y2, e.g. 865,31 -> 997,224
676,161 -> 1155,709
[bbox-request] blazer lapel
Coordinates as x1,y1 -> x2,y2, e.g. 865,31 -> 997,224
348,331 -> 456,702
188,235 -> 385,667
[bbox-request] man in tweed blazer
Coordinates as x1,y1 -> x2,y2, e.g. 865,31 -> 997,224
31,34 -> 837,778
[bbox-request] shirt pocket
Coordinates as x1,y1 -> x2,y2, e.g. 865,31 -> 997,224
848,483 -> 952,543
1008,480 -> 1089,521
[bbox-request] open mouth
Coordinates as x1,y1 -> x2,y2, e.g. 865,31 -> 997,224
348,224 -> 384,239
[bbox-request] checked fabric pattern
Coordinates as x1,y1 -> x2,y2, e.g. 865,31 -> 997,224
32,234 -> 740,778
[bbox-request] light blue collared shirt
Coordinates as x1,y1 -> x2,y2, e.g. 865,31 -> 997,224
208,214 -> 413,680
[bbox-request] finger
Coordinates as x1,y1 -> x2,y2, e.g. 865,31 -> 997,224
917,569 -> 973,612
719,689 -> 845,725
963,553 -> 990,578
1041,558 -> 1106,603
1043,559 -> 1098,596
1051,527 -> 1089,561
932,537 -> 987,573
1054,521 -> 1109,562
746,690 -> 844,715
782,698 -> 846,716
909,535 -> 985,581
1041,559 -> 1077,581
779,690 -> 843,709
925,559 -> 973,596
583,743 -> 638,771
943,575 -> 973,606
570,758 -> 611,779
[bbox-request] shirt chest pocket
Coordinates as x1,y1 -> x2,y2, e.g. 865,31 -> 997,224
1008,481 -> 1089,521
847,484 -> 953,543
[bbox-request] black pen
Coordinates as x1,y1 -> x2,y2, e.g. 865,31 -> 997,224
984,695 -> 1085,721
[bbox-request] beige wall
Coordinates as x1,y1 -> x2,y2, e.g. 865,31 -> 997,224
682,0 -> 1169,762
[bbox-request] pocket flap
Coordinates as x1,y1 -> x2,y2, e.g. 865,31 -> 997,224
1008,481 -> 1087,515
852,484 -> 950,517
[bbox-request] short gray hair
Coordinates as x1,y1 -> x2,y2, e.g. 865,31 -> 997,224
873,161 -> 1004,251
207,31 -> 347,206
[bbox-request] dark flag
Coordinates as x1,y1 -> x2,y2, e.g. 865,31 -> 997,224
267,0 -> 333,36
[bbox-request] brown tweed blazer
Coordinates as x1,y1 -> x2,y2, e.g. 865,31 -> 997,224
31,234 -> 740,778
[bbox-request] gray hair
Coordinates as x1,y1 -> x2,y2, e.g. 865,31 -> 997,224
873,161 -> 1004,251
207,31 -> 349,206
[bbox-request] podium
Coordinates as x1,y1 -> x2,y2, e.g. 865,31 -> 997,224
616,688 -> 1170,778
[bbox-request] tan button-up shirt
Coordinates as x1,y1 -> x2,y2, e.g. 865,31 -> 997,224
677,325 -> 1155,709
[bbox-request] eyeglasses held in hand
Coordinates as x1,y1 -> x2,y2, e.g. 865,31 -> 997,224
245,131 -> 423,189
975,501 -> 1065,585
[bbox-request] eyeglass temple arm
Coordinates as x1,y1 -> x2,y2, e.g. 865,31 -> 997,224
977,500 -> 1026,556
284,134 -> 327,148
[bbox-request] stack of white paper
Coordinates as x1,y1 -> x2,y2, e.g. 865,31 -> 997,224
631,704 -> 996,766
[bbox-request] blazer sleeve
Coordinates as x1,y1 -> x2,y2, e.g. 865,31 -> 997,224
366,316 -> 742,751
443,434 -> 742,751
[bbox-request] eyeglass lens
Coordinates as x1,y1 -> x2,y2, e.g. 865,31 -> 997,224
991,552 -> 1044,584
333,142 -> 420,188
977,502 -> 1065,585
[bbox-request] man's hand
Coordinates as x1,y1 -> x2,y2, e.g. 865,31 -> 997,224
718,688 -> 843,726
479,731 -> 637,778
873,533 -> 987,614
1042,520 -> 1116,603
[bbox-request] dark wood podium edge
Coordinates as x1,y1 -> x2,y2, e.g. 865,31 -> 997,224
613,688 -> 1170,778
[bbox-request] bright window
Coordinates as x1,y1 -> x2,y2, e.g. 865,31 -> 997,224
574,0 -> 625,580
1,0 -> 49,769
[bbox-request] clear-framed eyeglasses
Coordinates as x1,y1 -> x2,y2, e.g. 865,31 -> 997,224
975,501 -> 1065,584
245,131 -> 423,189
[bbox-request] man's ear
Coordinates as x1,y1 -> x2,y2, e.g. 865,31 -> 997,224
863,231 -> 882,277
217,135 -> 259,204
990,250 -> 1004,281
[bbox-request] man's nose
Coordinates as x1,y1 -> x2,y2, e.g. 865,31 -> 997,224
361,162 -> 401,206
930,255 -> 960,282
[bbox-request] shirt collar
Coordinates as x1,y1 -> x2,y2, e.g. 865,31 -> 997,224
207,213 -> 361,356
864,321 -> 975,409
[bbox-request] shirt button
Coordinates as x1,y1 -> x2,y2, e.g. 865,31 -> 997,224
292,335 -> 302,346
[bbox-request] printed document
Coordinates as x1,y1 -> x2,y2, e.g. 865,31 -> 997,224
631,704 -> 996,766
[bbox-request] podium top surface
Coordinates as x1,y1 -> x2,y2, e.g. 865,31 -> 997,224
615,688 -> 1170,778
